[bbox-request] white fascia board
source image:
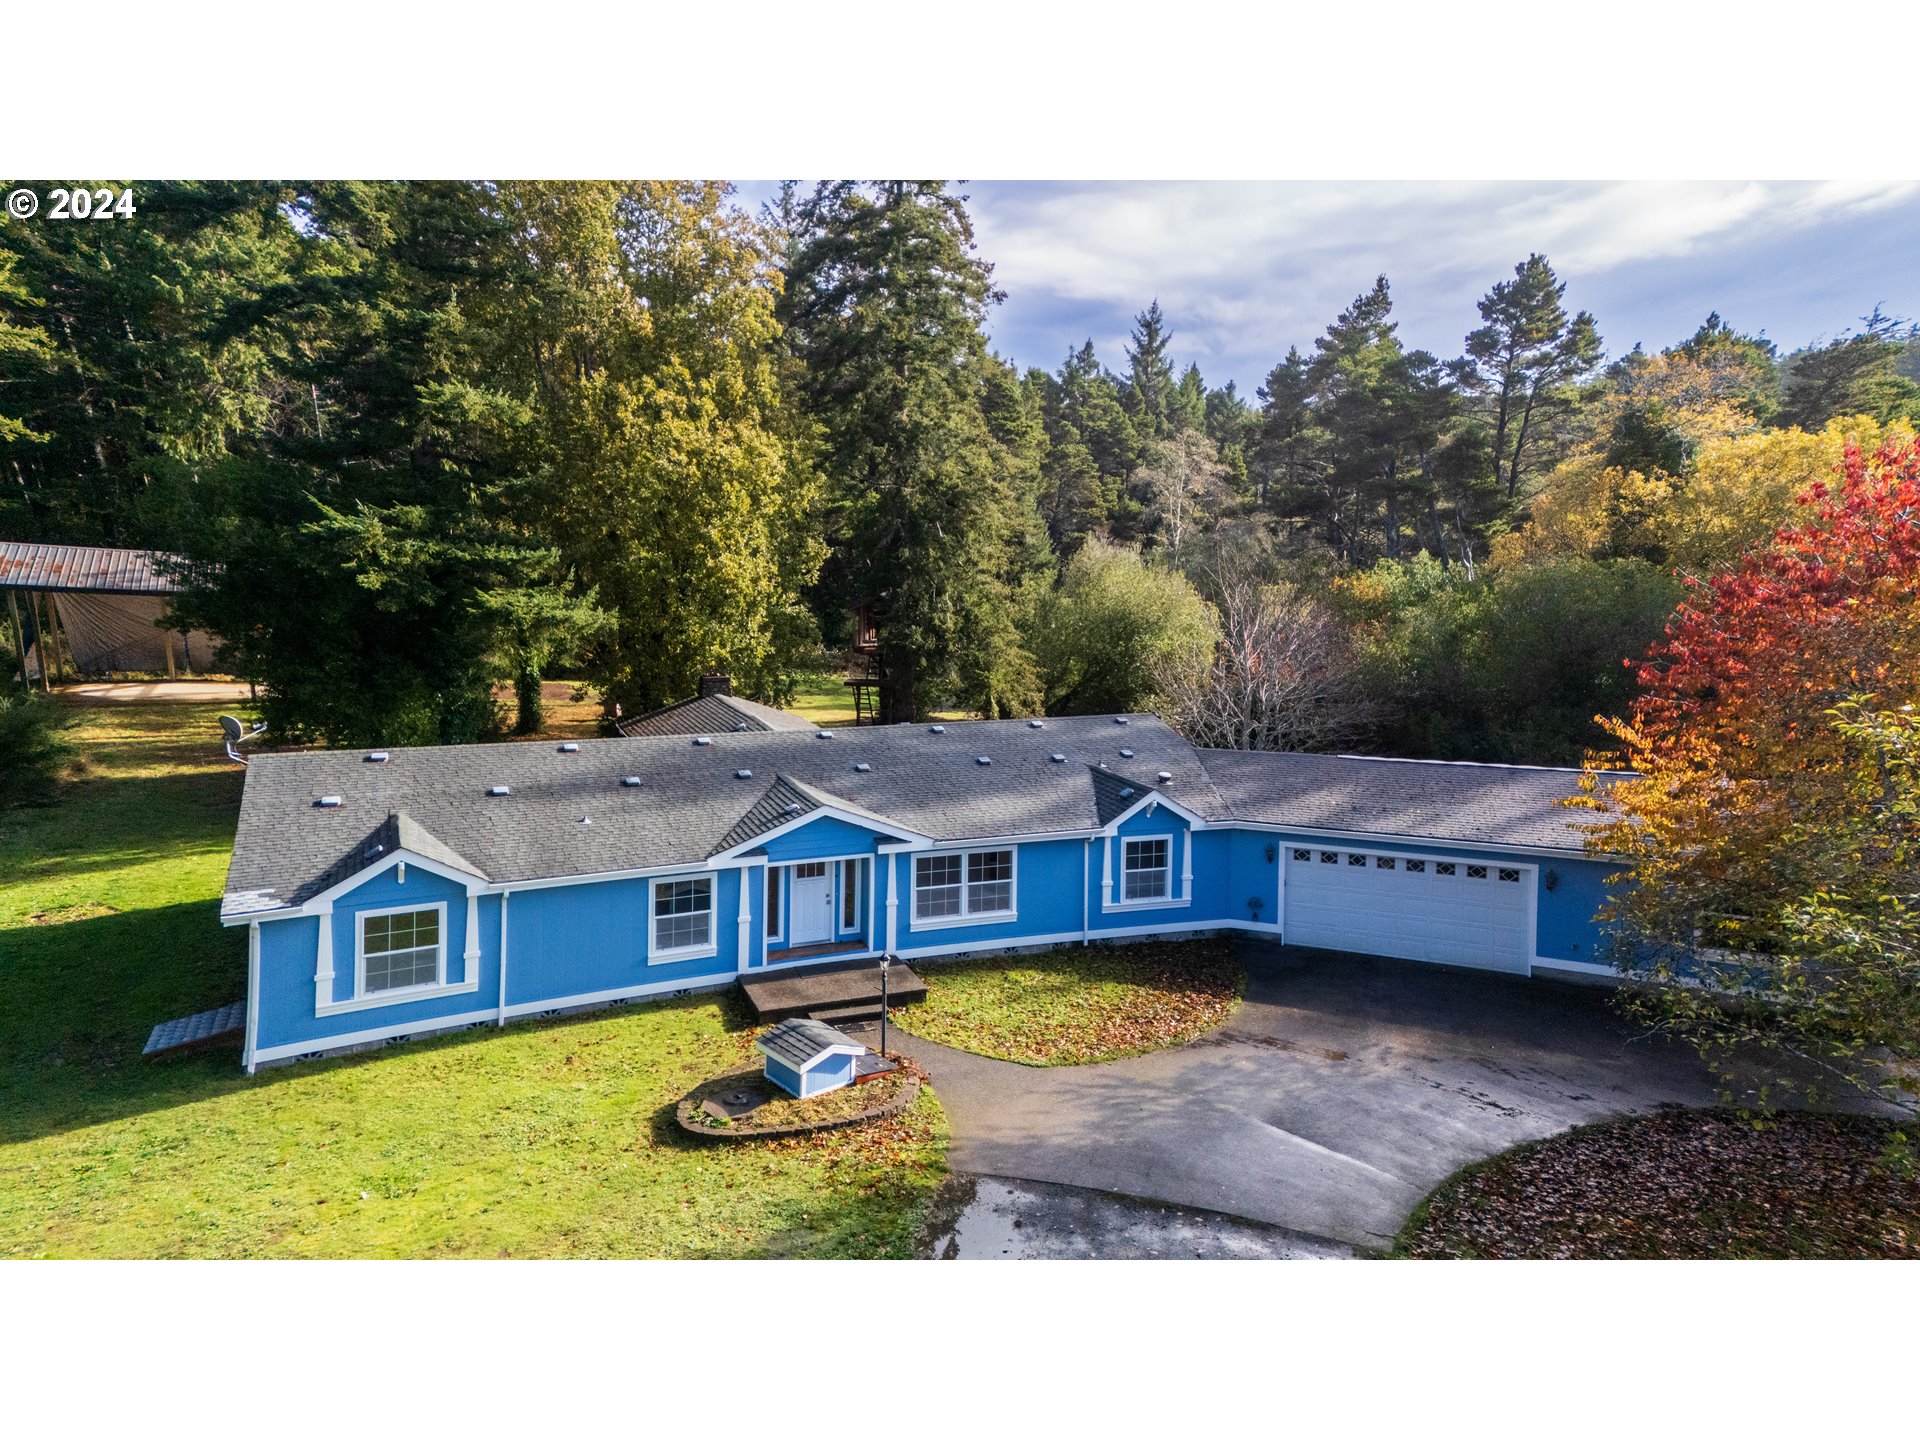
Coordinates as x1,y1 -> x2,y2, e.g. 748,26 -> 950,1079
1223,820 -> 1601,864
706,803 -> 931,863
298,847 -> 487,914
1100,788 -> 1210,835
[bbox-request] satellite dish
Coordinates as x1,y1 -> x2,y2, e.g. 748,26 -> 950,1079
219,714 -> 267,764
220,715 -> 245,743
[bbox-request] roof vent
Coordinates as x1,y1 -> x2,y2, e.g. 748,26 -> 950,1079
817,730 -> 834,739
621,776 -> 641,788
1114,716 -> 1130,725
366,751 -> 389,764
1119,748 -> 1134,758
783,803 -> 804,816
488,785 -> 511,797
1119,786 -> 1135,799
1028,719 -> 1045,729
732,722 -> 750,732
1049,753 -> 1065,763
315,795 -> 343,808
929,725 -> 945,735
735,769 -> 753,779
578,816 -> 593,825
1098,762 -> 1108,770
853,762 -> 872,773
1157,770 -> 1173,783
976,756 -> 992,766
693,737 -> 713,747
558,742 -> 580,753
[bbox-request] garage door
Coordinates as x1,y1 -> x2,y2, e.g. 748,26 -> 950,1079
1282,846 -> 1532,974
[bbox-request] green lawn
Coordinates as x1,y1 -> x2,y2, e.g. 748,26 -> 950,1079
0,698 -> 946,1258
894,939 -> 1245,1066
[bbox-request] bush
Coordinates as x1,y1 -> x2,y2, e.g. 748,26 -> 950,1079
0,691 -> 73,806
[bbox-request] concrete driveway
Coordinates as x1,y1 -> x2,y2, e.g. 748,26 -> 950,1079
886,942 -> 1758,1251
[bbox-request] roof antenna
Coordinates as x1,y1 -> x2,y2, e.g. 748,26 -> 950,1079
219,714 -> 267,766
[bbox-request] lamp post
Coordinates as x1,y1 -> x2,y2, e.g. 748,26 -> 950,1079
878,953 -> 893,1058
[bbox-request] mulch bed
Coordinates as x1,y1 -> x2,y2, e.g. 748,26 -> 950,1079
895,938 -> 1244,1066
1398,1108 -> 1920,1259
675,1062 -> 923,1142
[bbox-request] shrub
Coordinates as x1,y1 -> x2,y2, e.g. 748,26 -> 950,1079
0,691 -> 73,806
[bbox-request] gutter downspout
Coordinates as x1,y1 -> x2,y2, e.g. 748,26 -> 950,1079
243,921 -> 261,1075
496,889 -> 510,1027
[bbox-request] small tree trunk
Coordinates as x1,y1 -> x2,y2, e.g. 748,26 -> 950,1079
514,666 -> 544,735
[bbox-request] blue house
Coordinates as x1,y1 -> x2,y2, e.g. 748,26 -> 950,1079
219,714 -> 1628,1071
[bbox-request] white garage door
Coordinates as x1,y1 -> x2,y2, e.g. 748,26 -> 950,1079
1283,846 -> 1532,974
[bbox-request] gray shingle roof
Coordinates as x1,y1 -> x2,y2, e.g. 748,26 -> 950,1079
1198,750 -> 1620,853
219,714 -> 1613,922
615,693 -> 816,738
756,1017 -> 866,1069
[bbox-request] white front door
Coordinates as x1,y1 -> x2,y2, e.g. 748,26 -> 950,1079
789,862 -> 834,945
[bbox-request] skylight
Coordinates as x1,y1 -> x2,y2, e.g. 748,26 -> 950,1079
558,742 -> 580,753
315,795 -> 343,808
976,756 -> 991,766
1119,748 -> 1134,758
621,776 -> 641,787
488,785 -> 510,797
1049,753 -> 1065,763
694,737 -> 712,746
1028,719 -> 1044,728
929,725 -> 945,734
853,762 -> 871,773
365,751 -> 389,764
735,769 -> 753,779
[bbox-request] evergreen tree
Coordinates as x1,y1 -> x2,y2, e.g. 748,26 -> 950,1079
1124,299 -> 1178,439
1459,253 -> 1602,503
1171,361 -> 1208,433
779,182 -> 1041,720
1778,306 -> 1920,430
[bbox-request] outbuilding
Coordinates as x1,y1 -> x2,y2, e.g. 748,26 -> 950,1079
755,1018 -> 868,1098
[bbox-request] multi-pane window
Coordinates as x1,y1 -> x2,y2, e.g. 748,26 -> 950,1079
915,850 -> 1015,920
653,876 -> 713,954
914,854 -> 962,919
362,908 -> 441,994
1122,838 -> 1171,901
1293,848 -> 1312,862
1497,868 -> 1521,883
967,850 -> 1013,913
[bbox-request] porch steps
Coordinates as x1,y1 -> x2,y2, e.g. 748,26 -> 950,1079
738,958 -> 927,1024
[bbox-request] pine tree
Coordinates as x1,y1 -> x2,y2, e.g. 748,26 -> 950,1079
1124,299 -> 1177,440
1459,253 -> 1602,503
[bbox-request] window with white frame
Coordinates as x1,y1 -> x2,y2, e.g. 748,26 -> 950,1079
914,848 -> 1015,921
361,908 -> 442,994
1122,837 -> 1171,901
653,876 -> 713,954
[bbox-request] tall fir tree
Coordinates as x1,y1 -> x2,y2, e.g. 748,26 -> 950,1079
1124,299 -> 1178,440
778,182 -> 1042,720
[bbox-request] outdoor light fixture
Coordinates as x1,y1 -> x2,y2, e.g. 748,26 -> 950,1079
1265,843 -> 1277,863
1545,868 -> 1559,892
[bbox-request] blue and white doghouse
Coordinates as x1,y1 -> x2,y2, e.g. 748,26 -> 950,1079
755,1018 -> 869,1098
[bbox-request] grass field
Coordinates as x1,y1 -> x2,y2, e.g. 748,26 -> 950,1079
0,697 -> 947,1258
894,939 -> 1245,1066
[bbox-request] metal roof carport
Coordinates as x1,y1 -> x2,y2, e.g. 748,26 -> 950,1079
0,541 -> 215,688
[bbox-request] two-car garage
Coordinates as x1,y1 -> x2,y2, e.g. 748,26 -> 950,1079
1281,844 -> 1534,975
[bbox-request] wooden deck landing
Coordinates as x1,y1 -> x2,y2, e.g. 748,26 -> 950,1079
739,959 -> 927,1024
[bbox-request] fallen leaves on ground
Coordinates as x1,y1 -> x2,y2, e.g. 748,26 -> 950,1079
895,939 -> 1244,1066
1400,1108 -> 1920,1259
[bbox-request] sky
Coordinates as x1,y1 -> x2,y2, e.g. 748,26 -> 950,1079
733,181 -> 1920,394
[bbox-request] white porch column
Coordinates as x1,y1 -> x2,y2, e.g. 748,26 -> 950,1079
313,904 -> 335,1011
736,863 -> 754,972
244,921 -> 261,1074
1181,832 -> 1193,903
463,890 -> 481,978
1100,836 -> 1113,910
884,853 -> 899,954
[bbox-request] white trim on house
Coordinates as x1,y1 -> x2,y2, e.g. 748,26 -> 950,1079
647,870 -> 719,963
907,843 -> 1019,931
308,900 -> 482,1018
496,887 -> 511,1026
1099,830 -> 1196,915
1230,819 -> 1597,864
705,803 -> 931,863
247,919 -> 1287,1065
1099,788 -> 1210,836
303,847 -> 485,914
243,921 -> 261,1075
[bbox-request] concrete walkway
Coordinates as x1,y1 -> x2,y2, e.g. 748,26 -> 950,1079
884,943 -> 1762,1251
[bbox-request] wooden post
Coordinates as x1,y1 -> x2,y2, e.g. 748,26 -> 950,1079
41,592 -> 65,687
5,591 -> 28,690
164,629 -> 177,679
33,592 -> 49,692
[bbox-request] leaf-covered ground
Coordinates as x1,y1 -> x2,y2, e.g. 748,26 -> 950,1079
0,697 -> 948,1258
895,939 -> 1245,1066
681,1062 -> 919,1134
1398,1108 -> 1920,1259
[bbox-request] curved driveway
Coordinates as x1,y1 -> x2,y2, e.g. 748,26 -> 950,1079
889,943 -> 1747,1250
